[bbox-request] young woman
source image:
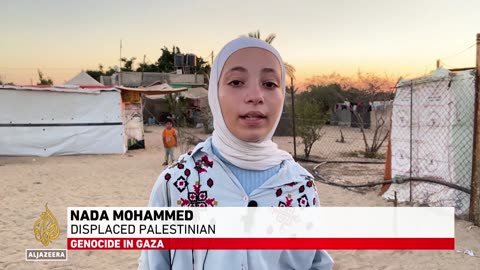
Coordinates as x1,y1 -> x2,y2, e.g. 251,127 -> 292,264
138,37 -> 333,270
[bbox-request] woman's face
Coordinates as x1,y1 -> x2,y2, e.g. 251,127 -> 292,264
218,47 -> 283,142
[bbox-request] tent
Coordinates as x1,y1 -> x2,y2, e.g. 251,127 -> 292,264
144,87 -> 207,105
143,87 -> 208,125
116,83 -> 188,95
382,68 -> 475,215
116,84 -> 187,149
0,85 -> 126,156
181,87 -> 208,107
64,71 -> 104,86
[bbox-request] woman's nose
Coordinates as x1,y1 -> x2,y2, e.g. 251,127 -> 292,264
244,84 -> 264,105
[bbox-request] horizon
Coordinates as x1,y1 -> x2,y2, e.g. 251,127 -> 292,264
1,0 -> 479,86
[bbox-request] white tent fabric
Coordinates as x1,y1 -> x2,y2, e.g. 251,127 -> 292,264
146,87 -> 207,100
65,71 -> 104,86
0,87 -> 125,156
0,84 -> 109,94
181,87 -> 208,99
383,68 -> 474,215
116,83 -> 187,95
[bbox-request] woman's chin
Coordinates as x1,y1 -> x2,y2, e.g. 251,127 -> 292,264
237,133 -> 267,143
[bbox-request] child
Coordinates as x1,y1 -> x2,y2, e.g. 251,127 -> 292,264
139,37 -> 333,269
162,118 -> 177,165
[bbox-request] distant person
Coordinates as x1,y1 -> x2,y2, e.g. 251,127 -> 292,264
162,119 -> 177,165
139,37 -> 333,269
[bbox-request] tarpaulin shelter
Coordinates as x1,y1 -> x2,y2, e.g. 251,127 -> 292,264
0,84 -> 126,156
382,68 -> 475,215
143,86 -> 207,126
116,83 -> 187,149
65,71 -> 104,86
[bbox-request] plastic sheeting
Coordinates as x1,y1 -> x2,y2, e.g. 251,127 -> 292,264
383,69 -> 474,215
0,88 -> 126,156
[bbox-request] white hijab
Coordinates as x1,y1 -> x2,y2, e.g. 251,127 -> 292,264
208,37 -> 294,170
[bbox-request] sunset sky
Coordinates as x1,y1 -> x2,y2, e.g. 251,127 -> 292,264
1,0 -> 479,86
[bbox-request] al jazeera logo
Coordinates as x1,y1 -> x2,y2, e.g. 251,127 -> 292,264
25,203 -> 67,261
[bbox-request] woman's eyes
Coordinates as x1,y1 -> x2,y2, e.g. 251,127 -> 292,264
227,80 -> 244,87
226,80 -> 279,89
263,81 -> 279,89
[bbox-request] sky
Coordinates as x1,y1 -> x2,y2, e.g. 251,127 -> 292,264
1,0 -> 479,86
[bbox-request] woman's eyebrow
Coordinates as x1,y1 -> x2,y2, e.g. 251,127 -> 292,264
226,66 -> 247,73
261,68 -> 278,74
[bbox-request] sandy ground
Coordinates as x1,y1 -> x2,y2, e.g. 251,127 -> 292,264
1,125 -> 479,270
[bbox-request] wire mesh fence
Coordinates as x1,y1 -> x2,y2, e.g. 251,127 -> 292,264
166,70 -> 476,216
382,70 -> 475,215
275,103 -> 392,161
275,70 -> 475,216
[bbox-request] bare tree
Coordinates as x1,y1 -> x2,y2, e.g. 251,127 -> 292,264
354,111 -> 390,158
353,72 -> 397,158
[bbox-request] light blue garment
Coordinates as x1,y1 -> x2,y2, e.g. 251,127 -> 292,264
138,138 -> 334,270
211,144 -> 281,195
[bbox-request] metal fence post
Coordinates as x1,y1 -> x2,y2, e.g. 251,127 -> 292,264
470,33 -> 480,225
291,77 -> 297,160
410,81 -> 413,203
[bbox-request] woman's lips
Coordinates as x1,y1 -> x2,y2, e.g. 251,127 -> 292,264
239,112 -> 266,126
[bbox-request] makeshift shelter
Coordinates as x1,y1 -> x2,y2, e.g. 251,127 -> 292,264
330,101 -> 371,128
0,85 -> 126,156
65,71 -> 104,86
142,86 -> 207,125
116,84 -> 187,149
181,87 -> 209,108
382,68 -> 475,215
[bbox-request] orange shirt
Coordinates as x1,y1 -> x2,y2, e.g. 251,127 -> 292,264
162,128 -> 177,148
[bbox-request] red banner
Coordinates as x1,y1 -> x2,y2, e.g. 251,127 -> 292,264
67,237 -> 454,250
